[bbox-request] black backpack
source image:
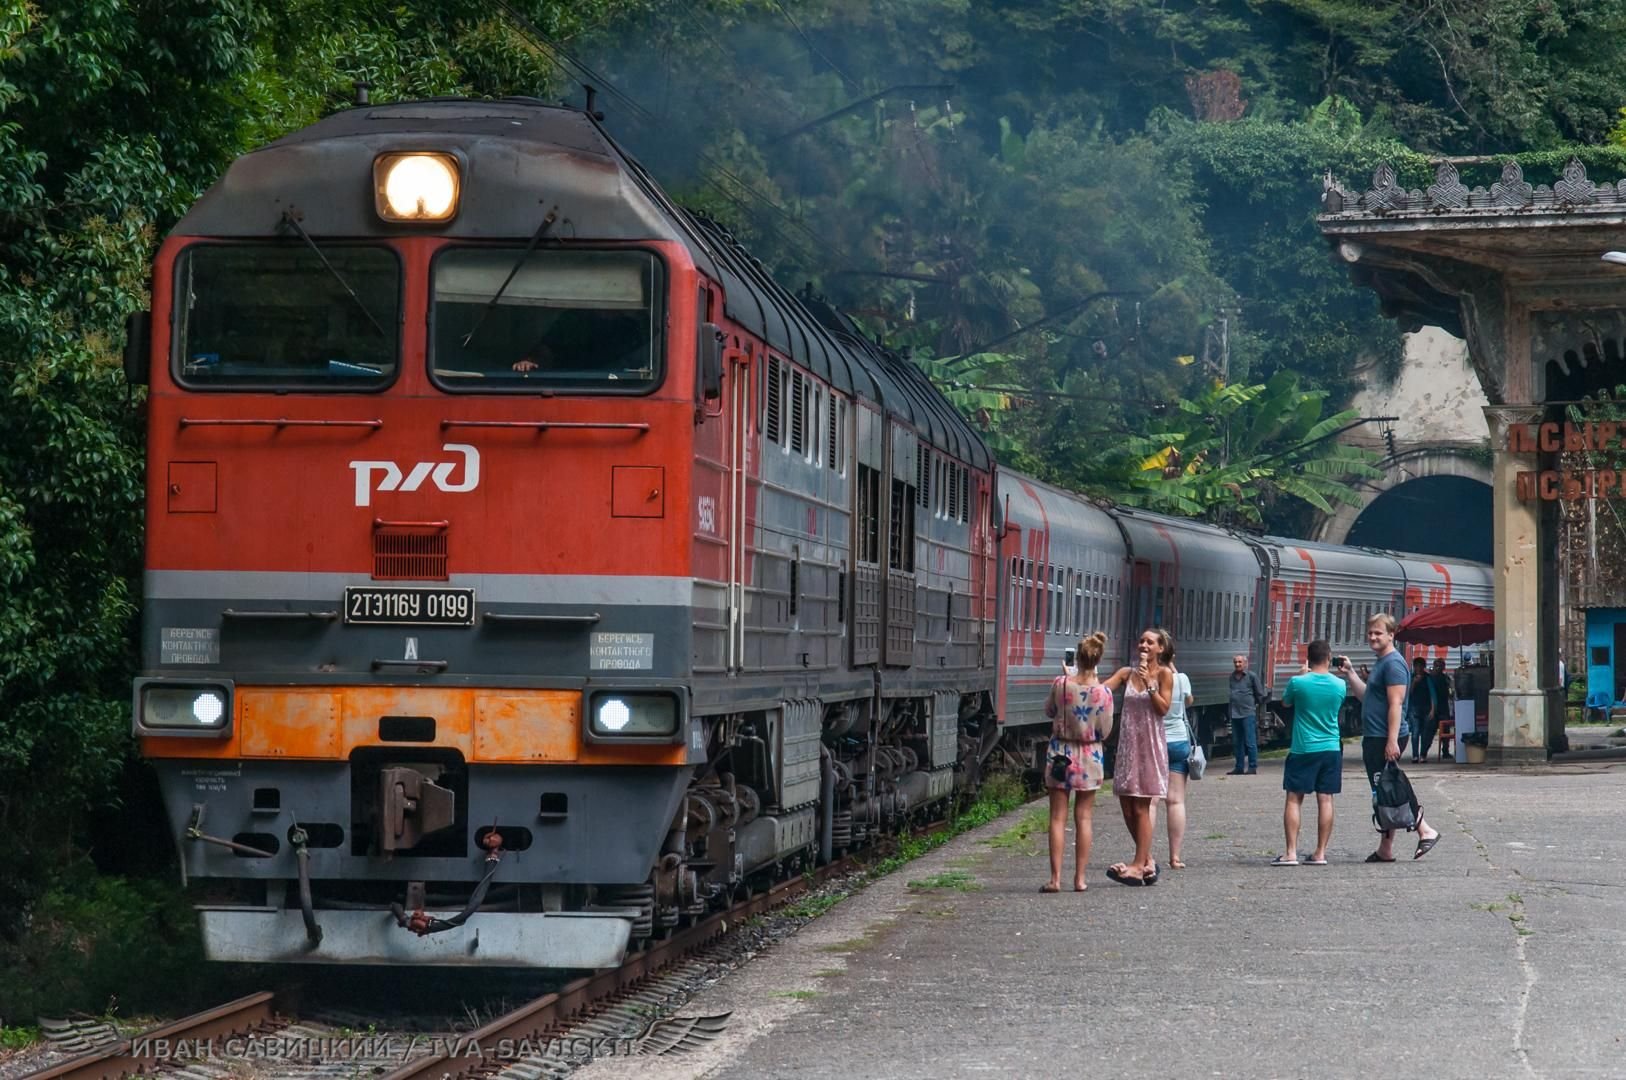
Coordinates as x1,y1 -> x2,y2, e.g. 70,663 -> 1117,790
1373,761 -> 1420,833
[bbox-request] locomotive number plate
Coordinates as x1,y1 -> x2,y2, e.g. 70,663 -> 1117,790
344,586 -> 476,627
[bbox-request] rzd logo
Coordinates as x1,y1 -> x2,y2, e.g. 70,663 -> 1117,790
350,443 -> 480,507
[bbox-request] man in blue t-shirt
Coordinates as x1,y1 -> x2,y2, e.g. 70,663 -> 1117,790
1337,612 -> 1440,862
1272,639 -> 1347,866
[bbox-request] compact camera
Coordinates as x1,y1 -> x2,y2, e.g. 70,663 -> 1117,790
1334,655 -> 1350,670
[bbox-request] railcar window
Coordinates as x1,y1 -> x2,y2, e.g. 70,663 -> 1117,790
173,243 -> 400,388
1054,567 -> 1064,632
430,248 -> 661,392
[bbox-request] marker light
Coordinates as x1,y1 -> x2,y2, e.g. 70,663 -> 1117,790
139,683 -> 231,732
375,152 -> 460,222
589,692 -> 680,738
192,691 -> 225,725
597,698 -> 632,733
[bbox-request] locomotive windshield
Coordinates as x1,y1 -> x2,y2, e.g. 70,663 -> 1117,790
430,248 -> 661,392
172,244 -> 400,388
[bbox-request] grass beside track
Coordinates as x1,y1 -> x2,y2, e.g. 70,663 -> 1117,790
780,773 -> 1030,920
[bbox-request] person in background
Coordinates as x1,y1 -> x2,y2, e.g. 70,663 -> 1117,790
1272,640 -> 1346,866
1103,628 -> 1174,886
1151,652 -> 1196,868
1408,656 -> 1435,763
1338,612 -> 1441,862
1227,654 -> 1268,775
1422,658 -> 1454,761
1040,632 -> 1113,893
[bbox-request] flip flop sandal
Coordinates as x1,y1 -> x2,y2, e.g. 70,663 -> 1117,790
1414,835 -> 1440,860
1106,866 -> 1145,886
1270,855 -> 1299,866
1040,883 -> 1061,893
1364,852 -> 1396,863
1304,857 -> 1328,865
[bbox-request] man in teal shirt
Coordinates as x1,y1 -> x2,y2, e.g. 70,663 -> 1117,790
1271,639 -> 1347,866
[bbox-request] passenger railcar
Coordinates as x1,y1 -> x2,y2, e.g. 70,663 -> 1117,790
991,479 -> 1495,758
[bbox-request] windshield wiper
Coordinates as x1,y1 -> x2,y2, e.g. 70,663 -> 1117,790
460,208 -> 559,352
280,210 -> 388,339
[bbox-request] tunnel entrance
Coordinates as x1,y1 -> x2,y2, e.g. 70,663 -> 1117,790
1345,474 -> 1493,563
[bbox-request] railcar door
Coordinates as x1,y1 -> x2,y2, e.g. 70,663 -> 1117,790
882,421 -> 917,667
973,476 -> 992,669
1130,559 -> 1154,637
850,403 -> 884,666
726,343 -> 751,671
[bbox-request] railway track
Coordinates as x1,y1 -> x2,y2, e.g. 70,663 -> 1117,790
21,822 -> 945,1080
383,840 -> 904,1080
25,992 -> 285,1080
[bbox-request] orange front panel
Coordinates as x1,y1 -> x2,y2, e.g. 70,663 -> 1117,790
474,693 -> 580,762
240,690 -> 341,758
341,687 -> 473,757
142,686 -> 690,767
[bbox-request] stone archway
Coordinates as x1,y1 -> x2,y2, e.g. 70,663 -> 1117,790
1317,448 -> 1493,560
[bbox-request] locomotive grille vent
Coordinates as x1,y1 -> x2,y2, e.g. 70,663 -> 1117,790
765,356 -> 782,443
373,529 -> 449,581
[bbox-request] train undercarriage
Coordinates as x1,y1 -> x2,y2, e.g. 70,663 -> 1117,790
171,690 -> 1000,968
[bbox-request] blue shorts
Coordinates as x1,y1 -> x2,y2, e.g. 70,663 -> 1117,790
1283,749 -> 1343,795
1167,740 -> 1191,775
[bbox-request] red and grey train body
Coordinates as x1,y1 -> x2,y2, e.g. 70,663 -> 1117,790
992,476 -> 1493,755
131,99 -> 996,968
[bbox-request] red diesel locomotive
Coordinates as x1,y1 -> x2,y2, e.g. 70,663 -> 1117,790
130,97 -> 999,967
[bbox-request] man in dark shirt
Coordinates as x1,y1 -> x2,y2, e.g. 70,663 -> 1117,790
1407,656 -> 1434,763
1337,612 -> 1441,862
1227,654 -> 1268,775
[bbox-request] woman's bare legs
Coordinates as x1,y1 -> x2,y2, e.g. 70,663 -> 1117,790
1072,790 -> 1095,890
1111,796 -> 1157,879
1166,772 -> 1188,868
1045,789 -> 1070,891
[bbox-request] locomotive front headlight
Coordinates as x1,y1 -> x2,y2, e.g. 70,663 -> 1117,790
138,682 -> 232,733
375,152 -> 460,222
589,692 -> 679,737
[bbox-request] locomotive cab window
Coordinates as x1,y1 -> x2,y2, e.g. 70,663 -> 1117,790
430,248 -> 662,392
172,244 -> 400,389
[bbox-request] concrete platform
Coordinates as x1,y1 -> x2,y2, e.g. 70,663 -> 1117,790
577,756 -> 1626,1079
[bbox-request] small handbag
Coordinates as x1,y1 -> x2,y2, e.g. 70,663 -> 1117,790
1187,737 -> 1207,780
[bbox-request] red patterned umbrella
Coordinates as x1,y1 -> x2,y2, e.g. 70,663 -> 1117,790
1395,601 -> 1495,647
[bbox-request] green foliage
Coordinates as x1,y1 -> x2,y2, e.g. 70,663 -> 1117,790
1098,370 -> 1384,523
0,862 -> 233,1019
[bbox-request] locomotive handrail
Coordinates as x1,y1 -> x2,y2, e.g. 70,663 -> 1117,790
371,658 -> 449,672
179,417 -> 384,429
482,611 -> 602,625
222,609 -> 340,621
438,419 -> 649,433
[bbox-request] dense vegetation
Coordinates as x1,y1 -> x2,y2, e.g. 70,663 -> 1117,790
2,0 -> 1623,1015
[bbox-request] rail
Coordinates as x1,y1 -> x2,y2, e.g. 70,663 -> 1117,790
25,992 -> 282,1080
378,828 -> 947,1080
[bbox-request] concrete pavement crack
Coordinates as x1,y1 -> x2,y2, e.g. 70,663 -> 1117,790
1431,775 -> 1539,1078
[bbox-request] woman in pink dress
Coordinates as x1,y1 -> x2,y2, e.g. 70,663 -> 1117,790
1040,632 -> 1114,893
1105,628 -> 1174,886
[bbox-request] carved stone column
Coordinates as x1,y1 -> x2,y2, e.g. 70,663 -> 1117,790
1483,404 -> 1548,764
